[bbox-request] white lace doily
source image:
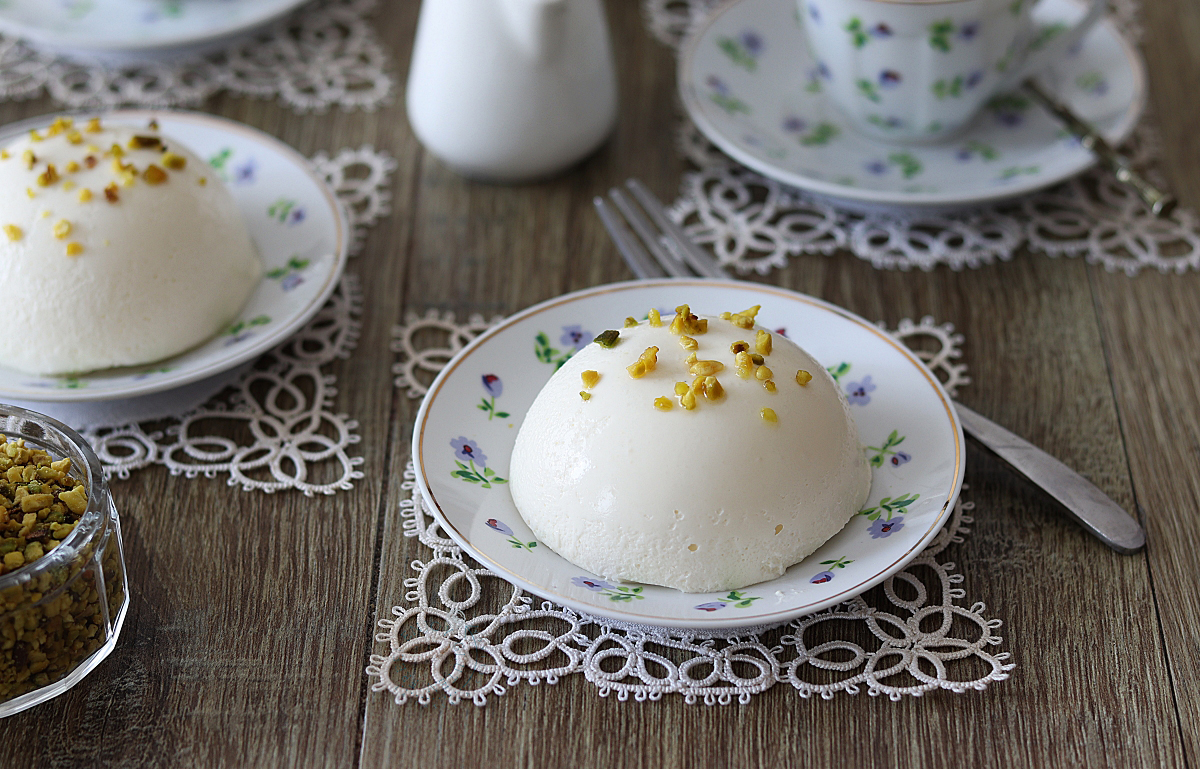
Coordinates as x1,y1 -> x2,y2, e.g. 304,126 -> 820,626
49,146 -> 395,496
370,313 -> 1011,705
643,0 -> 1200,275
0,0 -> 392,112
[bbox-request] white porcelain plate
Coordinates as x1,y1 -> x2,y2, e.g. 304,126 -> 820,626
679,0 -> 1146,209
0,0 -> 308,62
413,280 -> 965,630
0,109 -> 347,402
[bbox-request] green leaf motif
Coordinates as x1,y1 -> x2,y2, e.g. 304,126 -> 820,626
856,79 -> 882,103
929,19 -> 954,52
799,123 -> 840,147
717,37 -> 758,72
845,17 -> 869,48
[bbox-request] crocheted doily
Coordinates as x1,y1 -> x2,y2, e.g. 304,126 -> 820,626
370,313 -> 1012,705
642,0 -> 1200,275
42,146 -> 395,496
0,0 -> 392,112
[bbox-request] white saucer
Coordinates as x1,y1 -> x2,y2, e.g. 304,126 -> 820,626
0,0 -> 309,65
413,280 -> 965,630
0,109 -> 348,404
678,0 -> 1146,210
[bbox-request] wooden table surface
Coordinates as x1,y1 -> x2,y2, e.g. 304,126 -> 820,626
2,1 -> 1199,766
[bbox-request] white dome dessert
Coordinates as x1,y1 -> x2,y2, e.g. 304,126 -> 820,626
509,305 -> 872,593
0,116 -> 262,375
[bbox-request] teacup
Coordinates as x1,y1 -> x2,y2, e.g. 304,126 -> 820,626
799,0 -> 1106,144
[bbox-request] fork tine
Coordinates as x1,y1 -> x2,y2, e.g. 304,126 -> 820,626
593,195 -> 667,280
608,188 -> 691,278
624,179 -> 726,280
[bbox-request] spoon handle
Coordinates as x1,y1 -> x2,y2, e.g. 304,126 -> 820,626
953,401 -> 1146,553
1022,78 -> 1176,218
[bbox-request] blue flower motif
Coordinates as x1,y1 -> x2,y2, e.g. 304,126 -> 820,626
288,207 -> 307,226
485,518 -> 514,536
869,517 -> 905,539
879,70 -> 902,88
740,30 -> 765,57
482,374 -> 503,398
966,70 -> 984,89
782,115 -> 807,133
891,451 -> 912,467
706,75 -> 730,95
817,61 -> 832,80
694,601 -> 728,612
870,23 -> 893,38
572,576 -> 615,591
807,3 -> 820,23
810,570 -> 834,584
960,21 -> 980,40
234,158 -> 256,184
450,436 -> 487,466
560,324 -> 591,350
865,160 -> 888,175
846,375 -> 875,405
281,273 -> 304,292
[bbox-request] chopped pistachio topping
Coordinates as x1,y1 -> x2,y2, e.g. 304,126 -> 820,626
128,135 -> 163,150
83,155 -> 97,169
755,365 -> 773,382
65,242 -> 83,256
624,316 -> 637,328
64,160 -> 80,173
668,304 -> 707,336
626,346 -> 659,379
0,150 -> 8,160
161,152 -> 187,171
763,380 -> 777,393
593,329 -> 620,348
148,119 -> 159,131
730,340 -> 749,354
734,351 -> 753,378
62,180 -> 76,191
701,375 -> 723,401
761,407 -> 778,424
197,177 -> 208,186
78,188 -> 93,203
580,391 -> 591,401
36,164 -> 59,187
65,129 -> 83,145
143,164 -> 168,185
85,117 -> 102,133
725,305 -> 761,329
755,330 -> 772,356
680,390 -> 697,410
52,220 -> 71,240
28,130 -> 43,142
654,397 -> 673,411
647,308 -> 662,327
673,381 -> 690,396
103,183 -> 119,203
3,225 -> 22,241
689,359 -> 724,377
21,149 -> 34,169
795,370 -> 812,386
24,188 -> 34,199
107,143 -> 125,159
750,353 -> 764,366
581,370 -> 600,389
678,335 -> 698,351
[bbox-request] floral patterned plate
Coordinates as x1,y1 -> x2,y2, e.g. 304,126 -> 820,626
678,0 -> 1145,209
413,280 -> 965,629
0,0 -> 308,63
0,109 -> 347,402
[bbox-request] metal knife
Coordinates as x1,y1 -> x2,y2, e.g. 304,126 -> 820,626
954,401 -> 1146,553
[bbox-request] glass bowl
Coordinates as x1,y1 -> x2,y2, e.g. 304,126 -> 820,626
0,404 -> 128,717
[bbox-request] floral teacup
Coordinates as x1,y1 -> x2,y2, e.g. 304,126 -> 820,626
800,0 -> 1106,143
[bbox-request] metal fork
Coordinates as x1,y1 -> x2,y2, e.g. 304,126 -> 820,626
593,178 -> 1146,554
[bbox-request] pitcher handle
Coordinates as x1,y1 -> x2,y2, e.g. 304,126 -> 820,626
999,0 -> 1106,88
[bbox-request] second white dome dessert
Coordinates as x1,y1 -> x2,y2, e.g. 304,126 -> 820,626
509,305 -> 871,593
0,116 -> 262,376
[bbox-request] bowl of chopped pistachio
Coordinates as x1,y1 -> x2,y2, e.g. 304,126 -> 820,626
0,404 -> 128,717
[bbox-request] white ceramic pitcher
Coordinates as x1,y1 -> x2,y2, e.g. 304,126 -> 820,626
406,0 -> 618,182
